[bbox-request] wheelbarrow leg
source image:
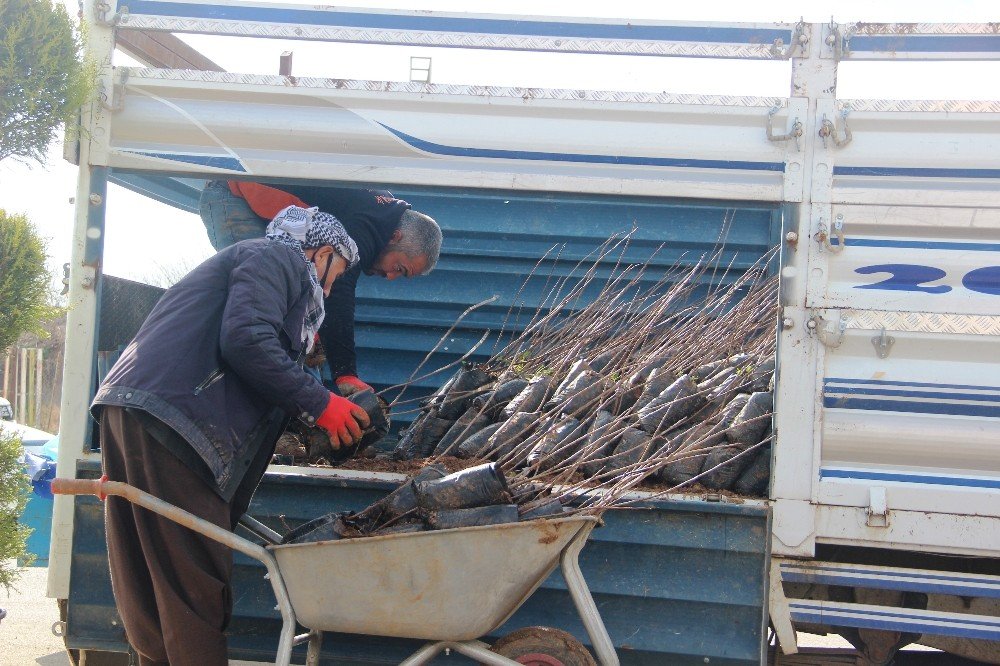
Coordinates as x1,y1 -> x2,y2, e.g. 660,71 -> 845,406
305,630 -> 323,666
561,523 -> 620,666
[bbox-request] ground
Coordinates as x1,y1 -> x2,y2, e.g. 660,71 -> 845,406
0,561 -> 66,666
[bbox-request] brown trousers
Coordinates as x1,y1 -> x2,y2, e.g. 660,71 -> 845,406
101,406 -> 233,666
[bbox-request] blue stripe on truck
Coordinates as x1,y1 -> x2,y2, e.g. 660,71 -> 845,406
822,395 -> 1000,418
125,1 -> 792,45
834,165 -> 1000,179
826,378 -> 1000,392
820,468 -> 1000,490
379,123 -> 787,172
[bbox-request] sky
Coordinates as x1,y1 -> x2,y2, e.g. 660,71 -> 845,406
1,0 -> 998,288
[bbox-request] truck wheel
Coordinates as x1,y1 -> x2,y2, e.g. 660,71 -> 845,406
491,627 -> 597,666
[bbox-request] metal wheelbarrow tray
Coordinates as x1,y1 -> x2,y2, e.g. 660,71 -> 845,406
53,477 -> 619,666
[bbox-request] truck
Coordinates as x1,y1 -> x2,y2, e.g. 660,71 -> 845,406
48,2 -> 1000,664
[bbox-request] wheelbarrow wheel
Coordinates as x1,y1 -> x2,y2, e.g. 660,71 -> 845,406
490,626 -> 597,666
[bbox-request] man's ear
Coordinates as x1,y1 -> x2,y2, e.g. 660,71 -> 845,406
390,229 -> 404,244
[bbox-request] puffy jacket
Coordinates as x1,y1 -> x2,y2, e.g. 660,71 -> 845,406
92,239 -> 329,501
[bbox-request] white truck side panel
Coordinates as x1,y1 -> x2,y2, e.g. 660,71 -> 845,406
97,70 -> 796,202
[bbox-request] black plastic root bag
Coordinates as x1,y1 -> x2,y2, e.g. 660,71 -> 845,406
348,389 -> 391,449
579,410 -> 619,478
472,378 -> 530,419
491,410 -> 541,465
376,464 -> 449,520
525,416 -> 586,471
549,370 -> 606,417
691,359 -> 728,382
732,443 -> 772,496
425,504 -> 520,530
599,427 -> 656,476
281,514 -> 352,544
415,462 -> 511,512
456,422 -> 504,459
371,522 -> 426,536
750,357 -> 775,392
437,365 -> 495,420
519,497 -> 565,520
638,374 -> 704,434
502,376 -> 552,418
587,349 -> 619,375
392,413 -> 453,460
433,407 -> 492,456
658,422 -> 725,487
726,391 -> 773,445
700,438 -> 764,490
633,367 -> 674,413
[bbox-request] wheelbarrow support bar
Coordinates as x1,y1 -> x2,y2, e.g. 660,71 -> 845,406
52,477 -> 299,666
397,518 -> 620,666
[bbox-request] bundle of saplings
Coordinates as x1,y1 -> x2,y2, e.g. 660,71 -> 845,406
386,251 -> 778,501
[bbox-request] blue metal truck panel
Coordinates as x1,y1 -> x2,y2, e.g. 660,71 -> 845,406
67,461 -> 769,665
108,174 -> 781,431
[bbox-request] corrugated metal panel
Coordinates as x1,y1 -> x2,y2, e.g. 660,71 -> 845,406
358,185 -> 779,425
107,175 -> 781,431
67,461 -> 770,664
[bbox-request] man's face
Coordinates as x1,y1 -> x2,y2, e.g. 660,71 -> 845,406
366,249 -> 429,281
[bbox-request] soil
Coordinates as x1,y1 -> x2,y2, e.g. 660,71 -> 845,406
316,455 -> 480,476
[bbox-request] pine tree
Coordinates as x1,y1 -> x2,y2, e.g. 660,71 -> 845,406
1,0 -> 93,163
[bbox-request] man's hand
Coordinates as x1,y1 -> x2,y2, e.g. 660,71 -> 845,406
336,375 -> 373,397
316,393 -> 371,449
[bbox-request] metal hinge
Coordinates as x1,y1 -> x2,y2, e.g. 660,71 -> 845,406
871,328 -> 895,359
766,106 -> 803,152
866,486 -> 890,527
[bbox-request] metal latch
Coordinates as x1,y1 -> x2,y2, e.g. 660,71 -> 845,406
819,107 -> 852,149
814,214 -> 845,253
95,1 -> 128,26
770,21 -> 809,59
866,486 -> 890,527
766,106 -> 803,152
807,310 -> 846,349
100,69 -> 129,113
825,20 -> 847,60
871,328 -> 895,359
61,263 -> 71,296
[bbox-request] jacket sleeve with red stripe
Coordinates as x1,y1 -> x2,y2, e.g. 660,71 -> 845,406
228,181 -> 309,219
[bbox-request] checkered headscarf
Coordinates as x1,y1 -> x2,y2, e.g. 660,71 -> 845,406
267,205 -> 360,353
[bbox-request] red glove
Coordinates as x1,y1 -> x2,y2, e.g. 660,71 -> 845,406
335,375 -> 373,397
316,393 -> 371,449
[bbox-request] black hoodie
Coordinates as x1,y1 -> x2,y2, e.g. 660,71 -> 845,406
277,185 -> 411,380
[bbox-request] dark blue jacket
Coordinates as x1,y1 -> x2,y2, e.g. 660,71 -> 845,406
92,239 -> 330,501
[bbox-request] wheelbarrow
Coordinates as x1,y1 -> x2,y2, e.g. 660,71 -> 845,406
52,477 -> 620,666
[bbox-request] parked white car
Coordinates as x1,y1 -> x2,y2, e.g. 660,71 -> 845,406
0,421 -> 55,457
0,397 -> 13,421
